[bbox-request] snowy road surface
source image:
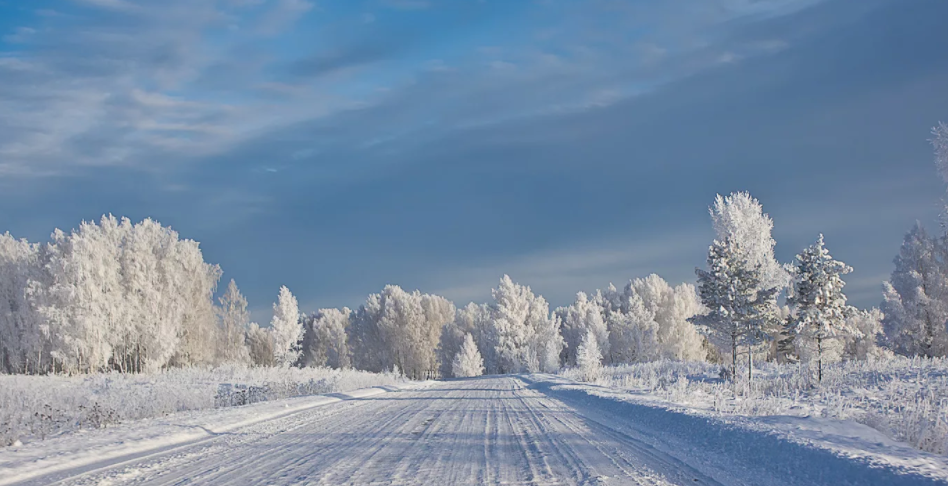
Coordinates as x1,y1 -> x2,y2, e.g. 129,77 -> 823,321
6,376 -> 945,486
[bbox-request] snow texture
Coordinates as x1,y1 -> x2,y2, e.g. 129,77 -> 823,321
1,375 -> 944,486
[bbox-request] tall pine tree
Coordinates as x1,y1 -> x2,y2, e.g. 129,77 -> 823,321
692,237 -> 779,381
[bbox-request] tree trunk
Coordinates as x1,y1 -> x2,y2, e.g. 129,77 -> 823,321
747,344 -> 753,382
817,334 -> 823,383
731,333 -> 737,381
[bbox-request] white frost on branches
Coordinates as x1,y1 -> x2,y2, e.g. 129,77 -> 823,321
575,330 -> 603,382
270,286 -> 301,367
451,333 -> 484,378
788,235 -> 855,380
710,192 -> 788,290
486,275 -> 563,374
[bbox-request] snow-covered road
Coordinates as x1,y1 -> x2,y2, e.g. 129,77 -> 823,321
6,376 -> 945,486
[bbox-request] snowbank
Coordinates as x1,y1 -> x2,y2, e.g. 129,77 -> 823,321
528,373 -> 948,484
0,365 -> 406,447
555,357 -> 948,474
0,380 -> 432,486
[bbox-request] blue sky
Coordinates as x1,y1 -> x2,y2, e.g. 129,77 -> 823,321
1,0 -> 947,320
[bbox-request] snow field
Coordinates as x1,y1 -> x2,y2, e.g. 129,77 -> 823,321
560,357 -> 948,455
0,364 -> 405,447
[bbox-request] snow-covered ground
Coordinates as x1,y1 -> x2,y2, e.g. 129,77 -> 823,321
561,357 -> 948,456
0,365 -> 405,448
1,375 -> 945,485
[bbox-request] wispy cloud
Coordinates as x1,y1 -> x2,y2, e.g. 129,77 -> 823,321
2,0 -> 945,315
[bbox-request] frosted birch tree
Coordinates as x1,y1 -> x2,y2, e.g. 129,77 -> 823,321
349,286 -> 453,379
0,233 -> 43,374
557,292 -> 609,366
270,286 -> 302,367
881,223 -> 948,357
487,275 -> 563,373
301,308 -> 352,369
216,280 -> 252,365
246,322 -> 275,367
710,192 -> 788,290
603,289 -> 659,364
439,302 -> 491,376
630,275 -> 707,361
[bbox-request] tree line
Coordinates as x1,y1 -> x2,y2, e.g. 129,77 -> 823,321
0,123 -> 946,379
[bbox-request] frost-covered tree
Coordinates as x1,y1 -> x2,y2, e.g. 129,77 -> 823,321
216,280 -> 251,365
881,123 -> 948,358
451,333 -> 484,378
245,322 -> 275,367
933,121 -> 948,190
0,216 -> 224,374
575,330 -> 603,382
788,235 -> 855,381
843,308 -> 887,361
630,275 -> 707,362
557,292 -> 609,366
439,302 -> 491,376
350,286 -> 454,379
603,288 -> 659,364
692,237 -> 780,380
0,233 -> 43,374
270,286 -> 302,367
773,305 -> 797,363
881,223 -> 948,357
301,307 -> 352,369
348,293 -> 388,373
710,192 -> 788,290
487,276 -> 563,373
21,216 -> 222,374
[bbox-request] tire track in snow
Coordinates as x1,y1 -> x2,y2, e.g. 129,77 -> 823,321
26,375 -> 831,486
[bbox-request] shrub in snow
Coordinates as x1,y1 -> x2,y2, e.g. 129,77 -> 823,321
451,334 -> 484,378
843,308 -> 889,361
576,330 -> 603,382
0,365 -> 406,447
